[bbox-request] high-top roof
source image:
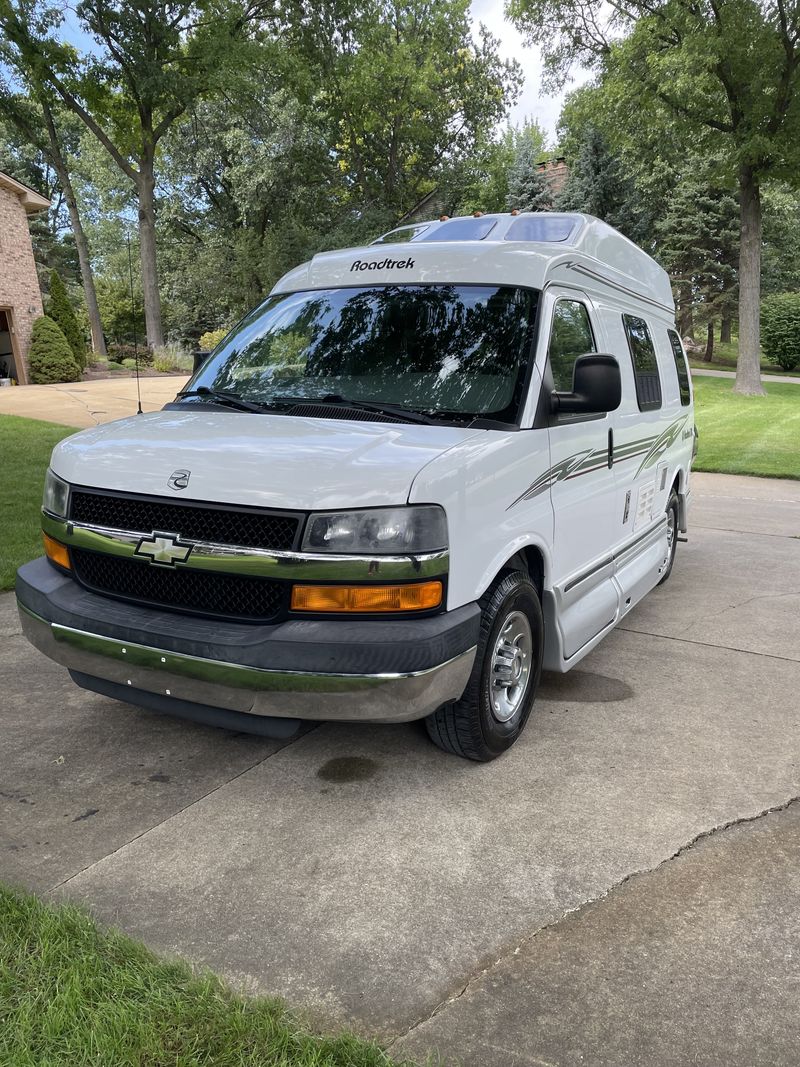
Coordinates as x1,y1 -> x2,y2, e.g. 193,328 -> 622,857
272,211 -> 673,313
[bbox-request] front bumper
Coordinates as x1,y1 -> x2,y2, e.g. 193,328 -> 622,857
16,558 -> 479,725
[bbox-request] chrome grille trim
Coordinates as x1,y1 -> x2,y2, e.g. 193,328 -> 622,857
43,513 -> 449,582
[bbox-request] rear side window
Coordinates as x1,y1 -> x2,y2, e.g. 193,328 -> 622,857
667,329 -> 691,406
548,300 -> 596,391
623,315 -> 662,411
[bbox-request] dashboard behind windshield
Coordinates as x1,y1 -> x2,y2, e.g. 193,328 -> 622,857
187,284 -> 540,424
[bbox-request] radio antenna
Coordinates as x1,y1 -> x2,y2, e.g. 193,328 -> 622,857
126,234 -> 143,415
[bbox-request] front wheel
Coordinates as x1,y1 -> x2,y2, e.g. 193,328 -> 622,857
425,571 -> 544,761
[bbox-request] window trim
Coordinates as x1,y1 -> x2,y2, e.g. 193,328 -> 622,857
667,328 -> 692,407
622,313 -> 662,412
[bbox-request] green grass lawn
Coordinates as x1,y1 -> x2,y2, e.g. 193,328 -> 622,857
0,884 -> 414,1067
0,414 -> 75,592
693,376 -> 800,479
688,336 -> 800,377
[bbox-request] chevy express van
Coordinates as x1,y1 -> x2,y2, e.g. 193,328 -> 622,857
17,212 -> 695,761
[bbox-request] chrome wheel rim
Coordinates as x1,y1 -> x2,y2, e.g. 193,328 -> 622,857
489,610 -> 533,723
667,507 -> 677,556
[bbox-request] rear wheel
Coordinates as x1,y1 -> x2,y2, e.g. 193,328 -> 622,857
425,571 -> 543,761
658,489 -> 680,585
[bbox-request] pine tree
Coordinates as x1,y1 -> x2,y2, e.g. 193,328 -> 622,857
507,126 -> 552,212
47,270 -> 86,370
655,161 -> 739,360
28,316 -> 81,384
555,126 -> 652,245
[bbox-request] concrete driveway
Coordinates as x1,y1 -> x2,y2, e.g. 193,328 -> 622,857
2,471 -> 799,1064
0,374 -> 190,428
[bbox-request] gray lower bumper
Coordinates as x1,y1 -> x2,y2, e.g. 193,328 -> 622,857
18,602 -> 476,725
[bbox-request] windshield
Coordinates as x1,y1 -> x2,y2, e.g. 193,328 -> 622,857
186,284 -> 539,424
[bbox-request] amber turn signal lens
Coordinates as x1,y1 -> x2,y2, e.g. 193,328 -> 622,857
43,532 -> 71,570
291,581 -> 442,613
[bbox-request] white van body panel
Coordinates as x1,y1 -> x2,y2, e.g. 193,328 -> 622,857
50,409 -> 481,512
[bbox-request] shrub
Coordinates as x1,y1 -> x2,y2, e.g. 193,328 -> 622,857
152,342 -> 193,373
121,358 -> 138,369
47,270 -> 87,369
107,342 -> 152,366
761,293 -> 800,371
28,316 -> 81,384
106,361 -> 125,371
198,327 -> 227,352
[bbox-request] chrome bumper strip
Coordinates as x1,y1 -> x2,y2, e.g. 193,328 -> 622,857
18,605 -> 475,724
42,513 -> 449,582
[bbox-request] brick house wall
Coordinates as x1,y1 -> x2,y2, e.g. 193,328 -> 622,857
0,172 -> 50,385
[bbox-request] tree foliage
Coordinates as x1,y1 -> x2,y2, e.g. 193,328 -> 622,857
47,269 -> 86,368
28,315 -> 81,383
507,123 -> 551,211
507,0 -> 800,394
761,294 -> 800,371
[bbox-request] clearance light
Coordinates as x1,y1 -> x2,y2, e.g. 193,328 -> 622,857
291,581 -> 442,614
43,532 -> 71,570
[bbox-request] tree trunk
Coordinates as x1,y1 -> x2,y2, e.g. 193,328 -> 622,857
677,282 -> 694,338
703,321 -> 714,362
720,316 -> 732,344
41,103 -> 107,357
136,158 -> 164,349
735,164 -> 765,395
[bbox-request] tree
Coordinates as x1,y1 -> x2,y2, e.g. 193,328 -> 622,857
47,269 -> 86,367
507,122 -> 551,211
28,315 -> 81,383
283,0 -> 520,218
507,0 -> 800,395
654,161 -> 739,362
0,42 -> 107,356
0,0 -> 250,349
554,124 -> 653,244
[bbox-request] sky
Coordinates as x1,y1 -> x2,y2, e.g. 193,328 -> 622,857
470,0 -> 591,142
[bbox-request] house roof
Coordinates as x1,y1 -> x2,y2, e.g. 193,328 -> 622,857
0,170 -> 51,213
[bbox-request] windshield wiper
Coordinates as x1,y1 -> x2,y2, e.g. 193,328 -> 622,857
276,394 -> 435,425
177,386 -> 275,414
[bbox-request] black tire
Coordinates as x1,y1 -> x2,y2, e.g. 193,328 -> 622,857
658,489 -> 680,585
425,570 -> 544,762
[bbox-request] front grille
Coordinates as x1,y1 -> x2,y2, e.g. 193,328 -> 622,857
72,549 -> 285,623
70,490 -> 301,551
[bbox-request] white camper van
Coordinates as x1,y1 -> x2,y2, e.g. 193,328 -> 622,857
17,212 -> 695,761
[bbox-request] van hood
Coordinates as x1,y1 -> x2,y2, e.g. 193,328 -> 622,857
51,409 -> 481,511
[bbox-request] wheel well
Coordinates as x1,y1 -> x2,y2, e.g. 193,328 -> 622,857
499,546 -> 545,598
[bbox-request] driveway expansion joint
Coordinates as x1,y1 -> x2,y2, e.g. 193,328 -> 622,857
388,794 -> 800,1048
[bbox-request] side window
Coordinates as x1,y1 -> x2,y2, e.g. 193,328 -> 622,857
623,314 -> 662,411
548,300 -> 596,392
667,329 -> 692,406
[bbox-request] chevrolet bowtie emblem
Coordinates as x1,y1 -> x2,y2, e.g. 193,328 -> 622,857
134,532 -> 193,566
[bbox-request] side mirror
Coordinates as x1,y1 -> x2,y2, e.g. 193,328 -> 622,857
552,353 -> 622,415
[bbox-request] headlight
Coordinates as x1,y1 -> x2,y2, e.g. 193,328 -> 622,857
302,506 -> 447,555
43,469 -> 70,519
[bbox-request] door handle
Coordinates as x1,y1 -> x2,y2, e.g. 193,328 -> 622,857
608,428 -> 614,468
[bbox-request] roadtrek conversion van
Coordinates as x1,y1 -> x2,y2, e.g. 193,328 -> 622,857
17,212 -> 696,761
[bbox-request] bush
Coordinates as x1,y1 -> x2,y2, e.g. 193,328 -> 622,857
47,270 -> 87,370
761,293 -> 800,370
152,342 -> 193,373
106,361 -> 125,371
28,316 -> 81,384
121,358 -> 138,369
198,328 -> 227,352
107,342 -> 152,367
